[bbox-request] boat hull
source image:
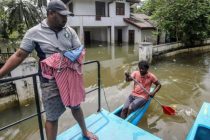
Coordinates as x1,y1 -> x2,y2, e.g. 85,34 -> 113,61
57,109 -> 161,140
186,102 -> 210,140
112,99 -> 152,125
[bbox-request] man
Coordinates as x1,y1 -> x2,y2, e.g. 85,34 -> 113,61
0,0 -> 98,140
120,60 -> 161,118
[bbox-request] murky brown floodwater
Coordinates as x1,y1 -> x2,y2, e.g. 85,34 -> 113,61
1,44 -> 210,140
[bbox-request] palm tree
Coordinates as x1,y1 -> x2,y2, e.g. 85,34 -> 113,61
0,2 -> 9,39
0,0 -> 48,40
6,0 -> 43,34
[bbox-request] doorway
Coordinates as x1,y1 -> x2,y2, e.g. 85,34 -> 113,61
128,30 -> 135,44
84,31 -> 91,45
117,29 -> 122,44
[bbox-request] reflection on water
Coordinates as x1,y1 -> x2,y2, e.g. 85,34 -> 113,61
1,44 -> 210,140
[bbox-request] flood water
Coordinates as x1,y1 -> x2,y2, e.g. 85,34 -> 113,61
1,44 -> 210,140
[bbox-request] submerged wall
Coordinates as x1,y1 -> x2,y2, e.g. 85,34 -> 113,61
0,57 -> 39,111
139,38 -> 210,62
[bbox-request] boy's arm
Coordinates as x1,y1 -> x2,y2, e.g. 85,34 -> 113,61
125,72 -> 133,82
0,49 -> 29,78
150,80 -> 161,97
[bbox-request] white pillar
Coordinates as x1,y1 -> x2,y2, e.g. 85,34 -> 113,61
107,27 -> 111,43
111,25 -> 115,44
79,26 -> 84,44
139,42 -> 153,63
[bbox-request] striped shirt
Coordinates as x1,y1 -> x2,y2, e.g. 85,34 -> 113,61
40,50 -> 85,106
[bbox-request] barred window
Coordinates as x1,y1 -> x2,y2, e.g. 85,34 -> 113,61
116,2 -> 125,15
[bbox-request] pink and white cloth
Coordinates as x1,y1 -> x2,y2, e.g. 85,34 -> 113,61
40,50 -> 85,106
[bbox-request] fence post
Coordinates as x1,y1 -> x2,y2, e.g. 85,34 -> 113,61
139,42 -> 153,63
32,75 -> 45,140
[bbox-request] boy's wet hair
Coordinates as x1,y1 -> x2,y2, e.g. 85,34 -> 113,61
138,60 -> 149,70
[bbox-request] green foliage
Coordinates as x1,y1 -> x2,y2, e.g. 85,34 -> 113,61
139,0 -> 210,46
0,0 -> 45,42
6,0 -> 42,34
0,0 -> 9,39
135,0 -> 162,16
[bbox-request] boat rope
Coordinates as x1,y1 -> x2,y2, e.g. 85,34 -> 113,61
101,85 -> 111,112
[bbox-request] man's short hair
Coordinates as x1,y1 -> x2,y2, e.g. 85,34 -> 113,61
138,60 -> 149,70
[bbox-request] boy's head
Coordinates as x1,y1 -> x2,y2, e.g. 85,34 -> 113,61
138,60 -> 149,76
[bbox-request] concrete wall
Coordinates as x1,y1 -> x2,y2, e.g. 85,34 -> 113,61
159,45 -> 210,58
138,38 -> 210,63
0,57 -> 40,110
152,38 -> 210,58
72,0 -> 96,16
126,25 -> 157,44
153,42 -> 183,55
67,0 -> 155,44
10,57 -> 38,105
0,95 -> 18,111
127,25 -> 141,44
68,0 -> 130,27
141,30 -> 157,44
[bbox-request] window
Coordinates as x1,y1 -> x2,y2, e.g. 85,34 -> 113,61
96,1 -> 105,17
116,2 -> 124,15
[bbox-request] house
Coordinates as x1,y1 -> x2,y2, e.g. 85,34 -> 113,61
65,0 -> 159,45
124,13 -> 160,44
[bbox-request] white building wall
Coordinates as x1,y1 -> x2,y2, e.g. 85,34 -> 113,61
68,0 -> 130,27
10,57 -> 39,105
109,1 -> 130,18
84,28 -> 107,42
128,25 -> 142,44
92,28 -> 107,42
73,0 -> 96,16
141,30 -> 157,44
122,27 -> 128,42
67,0 -> 132,44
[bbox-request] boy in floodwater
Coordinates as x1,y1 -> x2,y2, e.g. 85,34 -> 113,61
121,60 -> 161,118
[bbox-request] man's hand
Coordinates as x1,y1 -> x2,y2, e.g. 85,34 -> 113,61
149,94 -> 154,98
0,49 -> 29,79
149,91 -> 155,98
125,72 -> 130,78
125,72 -> 133,82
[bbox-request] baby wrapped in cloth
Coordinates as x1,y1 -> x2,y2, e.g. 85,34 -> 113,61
40,46 -> 85,106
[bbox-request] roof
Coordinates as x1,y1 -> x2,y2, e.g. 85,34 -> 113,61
124,13 -> 156,30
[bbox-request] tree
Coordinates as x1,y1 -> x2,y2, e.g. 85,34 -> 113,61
151,0 -> 210,46
135,0 -> 162,16
0,0 -> 45,40
0,0 -> 9,39
6,0 -> 43,35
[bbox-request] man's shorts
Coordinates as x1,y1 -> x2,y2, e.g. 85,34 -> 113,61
41,80 -> 80,121
123,95 -> 147,111
41,80 -> 65,121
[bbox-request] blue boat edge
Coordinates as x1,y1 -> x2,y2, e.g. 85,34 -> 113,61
186,102 -> 210,140
57,107 -> 161,140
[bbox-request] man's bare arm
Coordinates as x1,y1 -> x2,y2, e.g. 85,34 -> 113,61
150,81 -> 161,97
0,49 -> 29,78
